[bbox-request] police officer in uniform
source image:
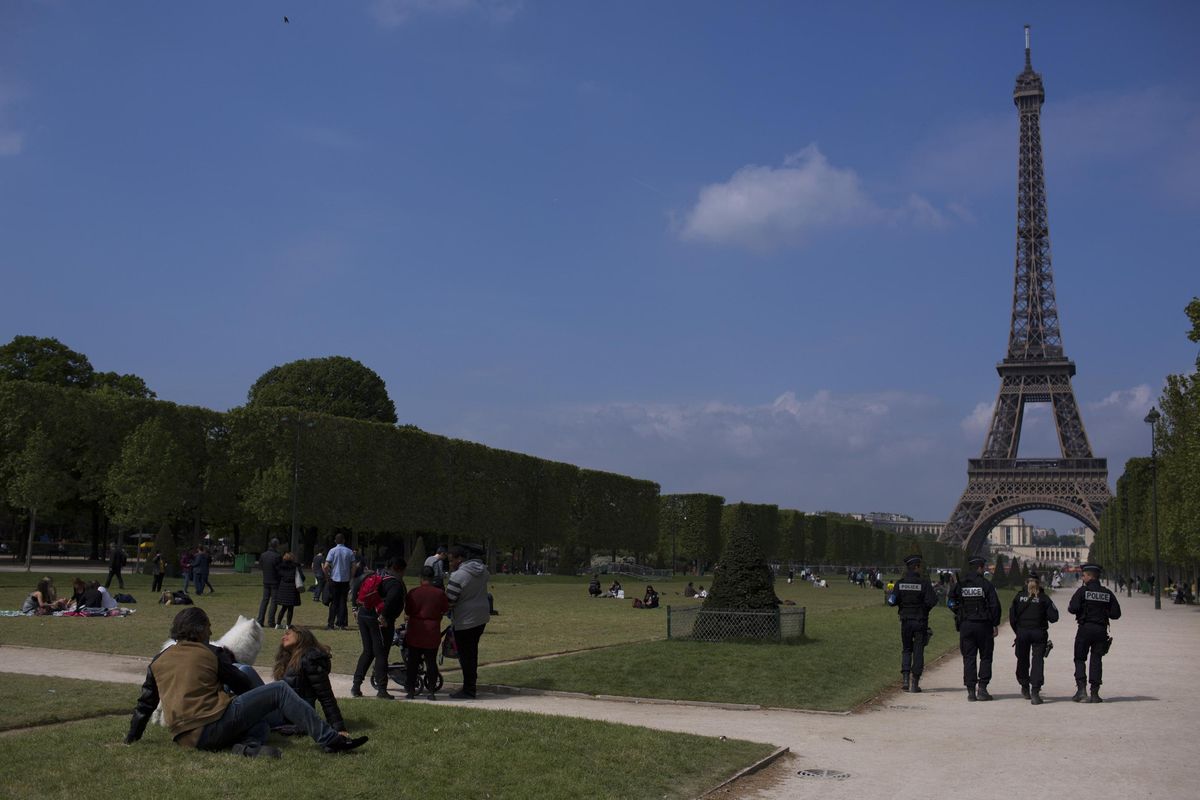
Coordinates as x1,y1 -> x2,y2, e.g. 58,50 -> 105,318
1009,572 -> 1058,705
948,555 -> 1001,701
890,554 -> 937,693
1067,562 -> 1121,703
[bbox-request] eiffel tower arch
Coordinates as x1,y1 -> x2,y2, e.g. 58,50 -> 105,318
941,27 -> 1111,554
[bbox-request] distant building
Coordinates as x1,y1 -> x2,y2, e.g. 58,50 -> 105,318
988,515 -> 1035,547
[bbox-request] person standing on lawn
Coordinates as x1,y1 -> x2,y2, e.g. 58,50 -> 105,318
192,547 -> 212,596
446,544 -> 490,700
404,564 -> 449,699
105,544 -> 127,589
891,554 -> 938,693
424,545 -> 448,588
125,607 -> 367,757
324,534 -> 355,631
257,539 -> 281,628
180,549 -> 194,594
151,551 -> 167,593
274,552 -> 304,629
350,556 -> 405,699
311,549 -> 326,602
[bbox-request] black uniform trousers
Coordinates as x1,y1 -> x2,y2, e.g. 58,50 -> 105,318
354,610 -> 389,690
151,572 -> 164,593
1014,628 -> 1048,689
105,567 -> 124,589
899,618 -> 929,676
326,581 -> 350,628
454,624 -> 486,696
959,620 -> 994,687
1073,622 -> 1108,686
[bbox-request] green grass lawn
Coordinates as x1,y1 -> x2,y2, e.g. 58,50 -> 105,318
0,676 -> 774,800
0,569 -> 883,675
480,603 -> 962,711
0,674 -> 132,730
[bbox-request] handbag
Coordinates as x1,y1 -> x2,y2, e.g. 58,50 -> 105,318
295,569 -> 304,590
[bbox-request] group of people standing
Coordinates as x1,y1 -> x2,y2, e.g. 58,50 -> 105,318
892,555 -> 1121,704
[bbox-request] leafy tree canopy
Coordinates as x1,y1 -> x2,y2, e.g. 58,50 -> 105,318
93,371 -> 157,399
0,335 -> 94,388
247,356 -> 397,424
1186,296 -> 1200,344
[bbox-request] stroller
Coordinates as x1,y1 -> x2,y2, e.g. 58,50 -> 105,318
377,622 -> 452,695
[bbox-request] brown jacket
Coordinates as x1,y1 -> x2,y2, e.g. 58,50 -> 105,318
126,641 -> 255,747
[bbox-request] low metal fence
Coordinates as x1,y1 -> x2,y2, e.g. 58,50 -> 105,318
666,605 -> 806,642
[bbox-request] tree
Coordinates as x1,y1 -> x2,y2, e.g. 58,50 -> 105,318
93,371 -> 156,399
0,335 -> 94,388
409,536 -> 427,572
105,418 -> 197,530
705,503 -> 780,611
6,426 -> 73,571
247,356 -> 398,424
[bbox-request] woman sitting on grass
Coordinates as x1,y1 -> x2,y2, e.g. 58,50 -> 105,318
633,585 -> 659,609
607,579 -> 623,598
20,577 -> 69,615
272,626 -> 347,734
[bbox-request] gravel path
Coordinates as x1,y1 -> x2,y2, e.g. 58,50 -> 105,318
2,593 -> 1194,797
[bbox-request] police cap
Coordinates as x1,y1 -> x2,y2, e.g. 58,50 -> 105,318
903,554 -> 922,567
1080,562 -> 1103,574
967,556 -> 987,567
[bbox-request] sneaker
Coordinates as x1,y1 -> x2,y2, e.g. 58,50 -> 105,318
448,689 -> 476,700
232,743 -> 283,758
275,624 -> 287,630
324,735 -> 369,754
375,691 -> 394,700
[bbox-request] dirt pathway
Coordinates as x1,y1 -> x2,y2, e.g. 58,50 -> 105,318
3,595 -> 1195,797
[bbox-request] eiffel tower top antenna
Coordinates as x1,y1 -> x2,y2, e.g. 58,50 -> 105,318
1024,24 -> 1031,67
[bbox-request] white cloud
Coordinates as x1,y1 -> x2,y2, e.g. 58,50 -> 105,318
1091,384 -> 1153,416
368,0 -> 523,28
961,401 -> 993,438
679,145 -> 949,251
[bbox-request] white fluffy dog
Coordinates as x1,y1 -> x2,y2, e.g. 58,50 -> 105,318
150,615 -> 264,727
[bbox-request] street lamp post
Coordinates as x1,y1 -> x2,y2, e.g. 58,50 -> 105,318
1144,407 -> 1162,610
1122,486 -> 1131,598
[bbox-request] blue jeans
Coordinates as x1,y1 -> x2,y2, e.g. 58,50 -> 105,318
197,682 -> 339,751
182,572 -> 192,593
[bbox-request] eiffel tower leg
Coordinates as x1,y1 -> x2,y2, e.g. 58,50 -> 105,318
982,378 -> 1024,459
1050,380 -> 1094,459
942,484 -> 988,551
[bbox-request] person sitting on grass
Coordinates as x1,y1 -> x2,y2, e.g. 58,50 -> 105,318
607,579 -> 623,598
696,585 -> 708,599
683,581 -> 696,597
270,626 -> 346,734
20,577 -> 69,615
588,574 -> 602,597
126,607 -> 367,758
633,585 -> 660,609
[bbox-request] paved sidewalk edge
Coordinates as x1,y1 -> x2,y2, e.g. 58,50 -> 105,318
696,746 -> 791,799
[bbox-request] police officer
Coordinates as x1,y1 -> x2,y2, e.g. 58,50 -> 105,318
1009,572 -> 1058,705
1067,562 -> 1121,703
890,554 -> 937,693
948,555 -> 1001,701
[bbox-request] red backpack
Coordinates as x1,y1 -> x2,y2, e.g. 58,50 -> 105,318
357,571 -> 388,613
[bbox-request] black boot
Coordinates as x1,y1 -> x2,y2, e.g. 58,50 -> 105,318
976,683 -> 993,701
966,685 -> 977,701
901,673 -> 910,692
1020,684 -> 1030,700
910,675 -> 922,694
1085,685 -> 1103,703
1072,680 -> 1087,702
1030,687 -> 1043,705
350,682 -> 363,698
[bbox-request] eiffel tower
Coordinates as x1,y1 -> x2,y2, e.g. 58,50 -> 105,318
940,27 -> 1111,554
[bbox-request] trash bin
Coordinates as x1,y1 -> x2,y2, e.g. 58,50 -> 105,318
234,553 -> 253,574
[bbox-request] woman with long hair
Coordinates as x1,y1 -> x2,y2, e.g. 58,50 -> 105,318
272,626 -> 346,733
21,577 -> 67,614
274,552 -> 304,629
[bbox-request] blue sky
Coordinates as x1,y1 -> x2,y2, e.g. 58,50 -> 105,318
2,1 -> 1197,526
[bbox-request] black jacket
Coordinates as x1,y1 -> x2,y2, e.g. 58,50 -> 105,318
275,561 -> 304,607
894,570 -> 938,621
282,649 -> 344,731
370,573 -> 406,625
1068,580 -> 1122,626
260,548 -> 281,587
950,572 -> 1001,626
1009,589 -> 1059,631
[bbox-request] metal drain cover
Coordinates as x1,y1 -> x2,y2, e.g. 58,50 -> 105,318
797,769 -> 851,781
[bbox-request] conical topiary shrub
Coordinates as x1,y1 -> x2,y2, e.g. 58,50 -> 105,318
409,536 -> 427,572
693,503 -> 781,641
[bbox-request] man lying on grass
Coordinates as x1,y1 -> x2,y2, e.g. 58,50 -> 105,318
125,607 -> 367,758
